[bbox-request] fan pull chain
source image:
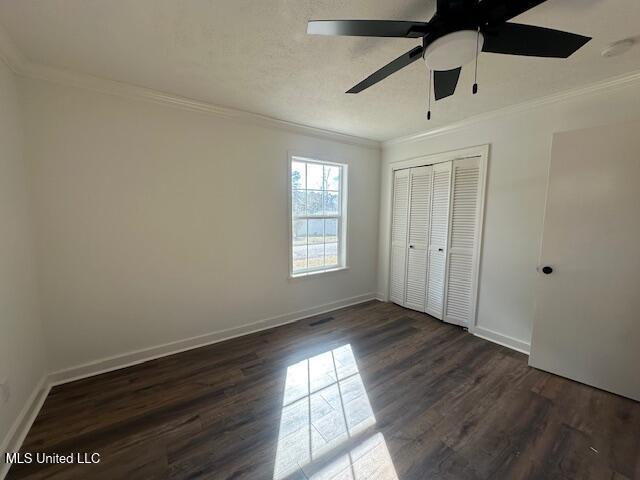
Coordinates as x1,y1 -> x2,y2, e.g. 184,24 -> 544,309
473,28 -> 480,95
427,69 -> 432,120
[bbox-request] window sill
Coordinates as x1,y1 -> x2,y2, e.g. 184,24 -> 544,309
288,267 -> 349,281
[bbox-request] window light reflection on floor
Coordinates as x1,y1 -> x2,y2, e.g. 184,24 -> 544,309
273,344 -> 398,480
307,432 -> 398,480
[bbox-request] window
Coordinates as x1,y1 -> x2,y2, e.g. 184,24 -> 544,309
289,156 -> 347,277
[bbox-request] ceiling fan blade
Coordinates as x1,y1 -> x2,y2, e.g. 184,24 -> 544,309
437,0 -> 472,15
307,20 -> 429,38
480,0 -> 548,24
346,46 -> 424,94
482,23 -> 591,58
433,67 -> 461,100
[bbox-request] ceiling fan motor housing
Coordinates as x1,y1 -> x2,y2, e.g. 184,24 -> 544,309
424,30 -> 484,71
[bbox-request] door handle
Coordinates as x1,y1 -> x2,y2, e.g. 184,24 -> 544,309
438,248 -> 444,252
542,266 -> 553,275
409,245 -> 414,249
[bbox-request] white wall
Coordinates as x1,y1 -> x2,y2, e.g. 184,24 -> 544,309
379,81 -> 640,351
21,77 -> 381,373
0,62 -> 46,450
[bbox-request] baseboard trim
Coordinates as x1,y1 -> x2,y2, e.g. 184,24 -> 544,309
48,293 -> 377,386
2,293 -> 377,479
472,326 -> 531,355
0,298 -> 528,480
374,292 -> 387,302
1,376 -> 51,479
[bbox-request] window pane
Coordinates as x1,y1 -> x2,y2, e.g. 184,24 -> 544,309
293,245 -> 307,272
307,163 -> 323,190
325,219 -> 338,243
325,243 -> 338,267
307,191 -> 323,216
324,191 -> 339,216
293,190 -> 306,217
308,244 -> 324,268
308,219 -> 324,244
291,161 -> 306,189
290,159 -> 346,275
293,220 -> 307,246
324,165 -> 340,191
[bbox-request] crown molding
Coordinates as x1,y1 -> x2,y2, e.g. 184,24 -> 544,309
383,69 -> 640,148
4,20 -> 640,151
0,23 -> 26,73
16,61 -> 380,149
0,22 -> 379,150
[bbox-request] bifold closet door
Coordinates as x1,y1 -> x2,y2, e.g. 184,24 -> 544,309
390,169 -> 410,305
404,166 -> 433,311
391,158 -> 482,321
444,157 -> 482,326
425,162 -> 451,318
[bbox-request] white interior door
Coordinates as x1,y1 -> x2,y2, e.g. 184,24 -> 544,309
390,169 -> 410,305
530,122 -> 640,401
425,161 -> 451,319
444,157 -> 481,327
405,166 -> 433,311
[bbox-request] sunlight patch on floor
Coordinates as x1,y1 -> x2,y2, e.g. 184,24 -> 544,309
306,432 -> 398,480
274,344 -> 396,479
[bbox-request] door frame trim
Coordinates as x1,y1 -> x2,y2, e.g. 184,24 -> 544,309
386,144 -> 489,332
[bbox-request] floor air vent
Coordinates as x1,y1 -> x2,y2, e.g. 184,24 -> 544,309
309,316 -> 334,327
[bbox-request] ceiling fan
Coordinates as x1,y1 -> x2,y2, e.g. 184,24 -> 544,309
307,0 -> 591,102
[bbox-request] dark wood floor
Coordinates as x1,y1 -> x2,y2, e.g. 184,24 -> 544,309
8,301 -> 640,479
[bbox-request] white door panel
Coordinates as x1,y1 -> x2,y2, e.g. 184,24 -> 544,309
444,158 -> 481,327
405,166 -> 432,311
390,169 -> 410,305
426,161 -> 451,319
405,249 -> 428,309
530,122 -> 640,401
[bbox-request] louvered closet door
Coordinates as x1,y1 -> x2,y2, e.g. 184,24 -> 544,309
404,166 -> 432,311
425,161 -> 451,319
444,157 -> 481,326
390,169 -> 410,305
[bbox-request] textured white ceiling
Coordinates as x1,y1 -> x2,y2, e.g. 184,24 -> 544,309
1,0 -> 639,141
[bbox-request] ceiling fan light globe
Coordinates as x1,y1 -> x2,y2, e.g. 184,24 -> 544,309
601,38 -> 635,58
424,30 -> 484,71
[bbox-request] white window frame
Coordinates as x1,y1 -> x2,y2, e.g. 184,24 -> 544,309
288,153 -> 349,278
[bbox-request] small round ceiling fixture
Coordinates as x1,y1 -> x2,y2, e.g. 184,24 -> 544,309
601,38 -> 635,58
424,30 -> 484,71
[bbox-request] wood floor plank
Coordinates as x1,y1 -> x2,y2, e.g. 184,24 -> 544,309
7,301 -> 640,479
